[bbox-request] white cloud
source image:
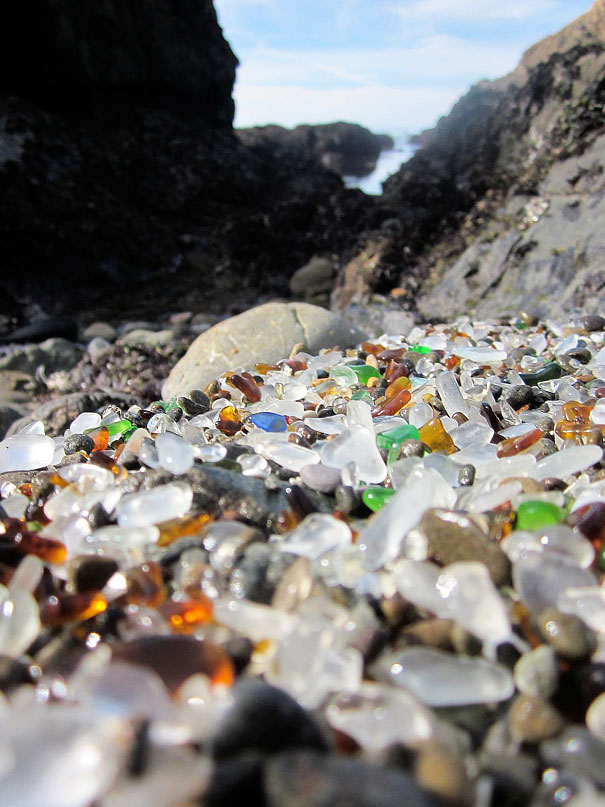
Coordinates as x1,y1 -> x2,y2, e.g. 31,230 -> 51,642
236,36 -> 524,88
390,0 -> 559,23
233,83 -> 465,132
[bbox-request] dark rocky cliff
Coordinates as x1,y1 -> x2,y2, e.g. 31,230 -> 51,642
333,0 -> 605,321
0,0 -> 376,325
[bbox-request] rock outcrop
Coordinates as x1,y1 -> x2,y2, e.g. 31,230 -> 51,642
0,0 -> 376,326
238,123 -> 393,178
333,0 -> 605,321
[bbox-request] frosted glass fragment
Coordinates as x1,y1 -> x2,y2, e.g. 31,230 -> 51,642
279,514 -> 351,559
0,434 -> 55,472
384,646 -> 514,706
256,442 -> 319,473
320,425 -> 386,484
116,482 -> 192,527
155,432 -> 195,475
513,552 -> 597,613
557,586 -> 605,634
529,444 -> 603,481
69,412 -> 101,434
0,706 -> 126,807
436,370 -> 470,417
214,599 -> 298,642
502,525 -> 595,568
358,469 -> 455,569
303,415 -> 347,435
326,682 -> 433,751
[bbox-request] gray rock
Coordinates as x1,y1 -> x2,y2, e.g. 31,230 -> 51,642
417,508 -> 511,586
418,133 -> 605,320
81,321 -> 117,342
0,403 -> 26,440
0,371 -> 34,403
0,338 -> 80,375
264,751 -> 444,807
289,256 -> 334,302
162,302 -> 366,399
119,328 -> 174,348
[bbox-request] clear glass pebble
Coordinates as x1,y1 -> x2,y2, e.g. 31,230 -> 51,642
502,525 -> 595,568
326,682 -> 434,751
279,513 -> 352,560
256,442 -> 319,473
383,645 -> 514,706
0,433 -> 55,473
513,552 -> 597,614
155,432 -> 195,475
320,425 -> 386,484
116,482 -> 193,528
557,586 -> 605,634
358,469 -> 455,569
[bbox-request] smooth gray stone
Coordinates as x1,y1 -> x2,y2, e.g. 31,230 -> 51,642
162,302 -> 366,399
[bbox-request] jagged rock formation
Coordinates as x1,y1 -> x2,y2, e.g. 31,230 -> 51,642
0,0 -> 377,325
333,0 -> 605,321
238,123 -> 393,178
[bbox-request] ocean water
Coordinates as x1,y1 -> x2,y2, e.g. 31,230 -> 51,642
344,134 -> 416,196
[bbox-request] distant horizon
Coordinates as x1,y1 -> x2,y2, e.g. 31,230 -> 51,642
215,0 -> 593,134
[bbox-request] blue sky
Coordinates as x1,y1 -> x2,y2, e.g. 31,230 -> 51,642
214,0 -> 593,134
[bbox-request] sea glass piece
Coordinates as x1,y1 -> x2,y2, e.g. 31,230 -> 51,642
214,598 -> 298,642
229,372 -> 262,403
257,442 -> 319,473
418,418 -> 456,454
83,426 -> 109,451
362,487 -> 396,512
326,682 -> 433,751
557,587 -> 605,634
394,559 -> 511,646
497,428 -> 543,457
372,388 -> 411,417
349,364 -> 381,385
358,469 -> 455,569
112,635 -> 234,690
513,552 -> 597,613
0,434 -> 55,473
376,424 -> 420,452
436,371 -> 470,417
155,432 -> 195,475
320,425 -> 387,484
0,705 -> 126,807
69,412 -> 101,434
529,444 -> 603,481
502,525 -> 594,568
302,415 -> 346,436
279,513 -> 351,559
217,405 -> 243,436
516,500 -> 566,531
266,618 -> 362,709
116,482 -> 193,527
520,362 -> 562,385
384,646 -> 514,706
455,347 -> 507,364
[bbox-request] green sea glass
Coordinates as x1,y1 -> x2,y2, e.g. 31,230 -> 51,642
362,486 -> 396,512
516,500 -> 566,531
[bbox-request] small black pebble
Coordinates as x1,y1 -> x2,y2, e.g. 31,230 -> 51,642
458,464 -> 476,486
73,556 -> 119,593
64,433 -> 95,455
189,389 -> 211,409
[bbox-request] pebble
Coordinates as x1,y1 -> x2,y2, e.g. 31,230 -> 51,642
508,693 -> 565,743
1,311 -> 605,805
513,644 -> 559,698
418,508 -> 511,585
538,607 -> 597,659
